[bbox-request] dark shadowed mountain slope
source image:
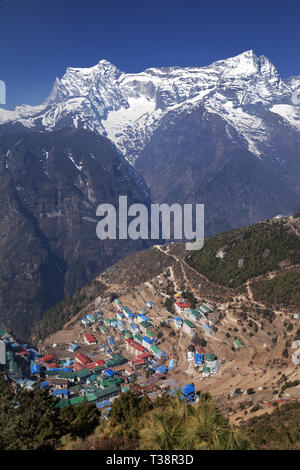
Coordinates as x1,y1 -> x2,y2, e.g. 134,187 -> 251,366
135,106 -> 300,235
0,126 -> 151,338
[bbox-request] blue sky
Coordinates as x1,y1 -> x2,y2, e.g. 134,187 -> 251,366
1,0 -> 300,108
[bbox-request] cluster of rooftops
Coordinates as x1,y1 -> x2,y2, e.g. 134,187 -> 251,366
0,290 -> 243,412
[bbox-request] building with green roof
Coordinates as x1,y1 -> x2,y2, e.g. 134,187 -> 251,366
122,330 -> 133,339
100,377 -> 122,388
198,304 -> 212,315
146,331 -> 155,339
55,399 -> 70,409
205,353 -> 217,362
91,365 -> 106,374
75,368 -> 92,381
234,339 -> 244,349
105,353 -> 126,368
140,321 -> 152,332
188,309 -> 202,322
183,319 -> 197,336
151,345 -> 160,355
69,384 -> 81,394
58,370 -> 76,381
95,384 -> 120,400
85,392 -> 100,403
0,329 -> 9,338
69,396 -> 84,406
134,334 -> 143,344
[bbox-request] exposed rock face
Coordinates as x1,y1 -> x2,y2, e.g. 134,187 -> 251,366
237,259 -> 245,269
216,245 -> 229,259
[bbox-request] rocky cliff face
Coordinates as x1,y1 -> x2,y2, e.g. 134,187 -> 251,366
0,125 -> 151,338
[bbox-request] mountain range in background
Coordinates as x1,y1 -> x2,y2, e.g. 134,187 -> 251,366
1,50 -> 300,337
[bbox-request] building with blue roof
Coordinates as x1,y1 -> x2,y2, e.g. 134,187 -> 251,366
195,353 -> 204,365
67,343 -> 79,353
181,383 -> 195,400
173,317 -> 183,329
168,358 -> 177,371
137,314 -> 148,323
81,318 -> 90,327
63,359 -> 74,367
27,348 -> 40,358
96,399 -> 111,409
142,336 -> 152,351
30,363 -> 41,375
169,383 -> 195,402
86,314 -> 95,321
103,369 -> 115,377
53,389 -> 70,397
16,378 -> 36,390
40,382 -> 49,389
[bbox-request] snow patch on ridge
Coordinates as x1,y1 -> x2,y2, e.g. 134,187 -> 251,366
269,104 -> 300,130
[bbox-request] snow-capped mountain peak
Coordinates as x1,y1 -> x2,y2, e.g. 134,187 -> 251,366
0,50 -> 299,162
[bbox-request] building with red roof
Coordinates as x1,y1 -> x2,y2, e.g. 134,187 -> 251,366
136,351 -> 153,361
84,333 -> 97,345
15,350 -> 30,356
175,302 -> 191,314
46,362 -> 58,369
75,353 -> 91,365
130,358 -> 146,369
194,346 -> 205,354
73,362 -> 85,371
125,338 -> 145,356
86,360 -> 105,370
40,354 -> 55,363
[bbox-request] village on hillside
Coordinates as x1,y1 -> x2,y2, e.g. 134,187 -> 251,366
0,288 -> 226,417
3,230 -> 300,424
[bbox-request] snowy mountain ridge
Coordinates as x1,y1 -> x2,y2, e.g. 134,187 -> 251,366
1,50 -> 300,163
